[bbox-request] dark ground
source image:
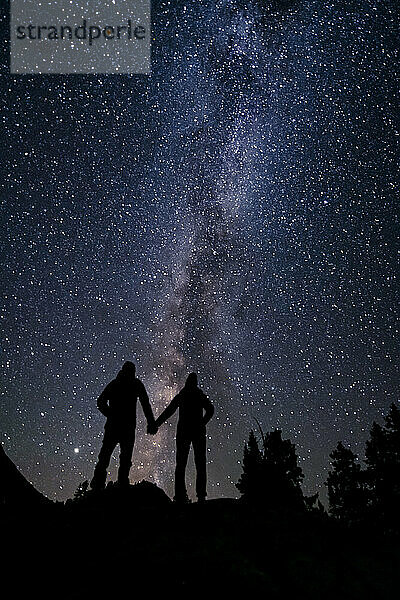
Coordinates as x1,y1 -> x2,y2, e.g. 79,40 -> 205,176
2,480 -> 400,599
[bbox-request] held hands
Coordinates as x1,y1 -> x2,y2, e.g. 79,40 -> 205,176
147,422 -> 158,435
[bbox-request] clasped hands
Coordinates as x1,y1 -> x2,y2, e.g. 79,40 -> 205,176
147,421 -> 159,435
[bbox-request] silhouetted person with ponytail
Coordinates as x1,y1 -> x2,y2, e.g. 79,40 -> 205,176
91,361 -> 156,490
154,373 -> 214,503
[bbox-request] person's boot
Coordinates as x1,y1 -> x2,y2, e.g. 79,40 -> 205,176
90,460 -> 108,491
173,492 -> 191,505
117,477 -> 130,488
90,477 -> 106,491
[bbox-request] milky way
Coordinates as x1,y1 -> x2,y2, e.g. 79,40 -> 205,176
1,0 -> 398,501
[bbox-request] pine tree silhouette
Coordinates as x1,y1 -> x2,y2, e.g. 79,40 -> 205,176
237,428 -> 305,508
365,403 -> 400,527
236,430 -> 264,500
74,480 -> 89,500
326,441 -> 368,523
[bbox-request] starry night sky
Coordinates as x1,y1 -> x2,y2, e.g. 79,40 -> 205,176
1,0 -> 398,502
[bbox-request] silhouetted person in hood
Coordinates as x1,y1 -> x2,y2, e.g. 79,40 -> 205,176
90,361 -> 156,490
154,373 -> 214,503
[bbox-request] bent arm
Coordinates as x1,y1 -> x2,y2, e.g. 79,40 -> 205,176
155,395 -> 180,427
97,385 -> 110,417
202,395 -> 214,425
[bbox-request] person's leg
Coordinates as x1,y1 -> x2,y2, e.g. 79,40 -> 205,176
118,431 -> 135,486
91,426 -> 118,490
193,434 -> 207,501
174,435 -> 191,502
